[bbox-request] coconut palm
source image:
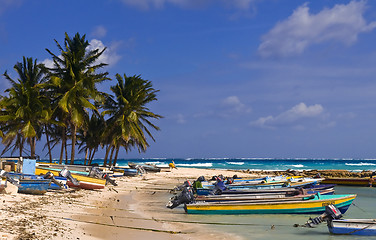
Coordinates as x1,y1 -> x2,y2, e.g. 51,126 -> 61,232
102,73 -> 162,166
0,57 -> 49,158
45,32 -> 109,164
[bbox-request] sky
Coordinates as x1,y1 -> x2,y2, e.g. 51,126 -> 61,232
1,0 -> 376,159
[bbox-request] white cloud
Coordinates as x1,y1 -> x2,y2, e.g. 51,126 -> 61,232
220,96 -> 252,116
258,1 -> 376,58
41,39 -> 121,69
120,0 -> 256,10
88,39 -> 121,66
250,102 -> 324,129
41,58 -> 55,69
91,25 -> 107,38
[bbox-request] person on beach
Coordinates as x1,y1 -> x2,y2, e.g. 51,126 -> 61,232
169,160 -> 177,170
369,176 -> 374,187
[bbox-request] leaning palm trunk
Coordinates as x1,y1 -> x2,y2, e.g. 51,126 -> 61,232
45,125 -> 53,163
113,147 -> 120,167
102,145 -> 111,166
70,123 -> 77,165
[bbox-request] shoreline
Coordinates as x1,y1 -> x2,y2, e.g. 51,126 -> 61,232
0,167 -> 374,239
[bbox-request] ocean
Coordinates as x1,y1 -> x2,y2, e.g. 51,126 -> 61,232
67,158 -> 376,172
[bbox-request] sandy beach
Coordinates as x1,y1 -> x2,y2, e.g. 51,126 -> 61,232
0,168 -> 254,240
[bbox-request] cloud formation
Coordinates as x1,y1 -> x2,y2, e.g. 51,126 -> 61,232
42,39 -> 121,69
88,39 -> 121,66
220,96 -> 252,117
258,0 -> 376,58
120,0 -> 256,10
250,102 -> 324,129
91,25 -> 107,38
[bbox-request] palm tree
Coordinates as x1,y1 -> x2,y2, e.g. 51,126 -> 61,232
0,57 -> 48,158
45,32 -> 109,164
77,113 -> 105,165
102,73 -> 162,166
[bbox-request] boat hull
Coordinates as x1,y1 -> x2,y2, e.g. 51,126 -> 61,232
184,194 -> 356,215
328,219 -> 376,235
322,177 -> 376,186
36,167 -> 106,190
18,179 -> 51,195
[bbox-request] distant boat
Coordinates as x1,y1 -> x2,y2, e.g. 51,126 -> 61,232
322,177 -> 376,186
184,194 -> 356,214
128,162 -> 161,172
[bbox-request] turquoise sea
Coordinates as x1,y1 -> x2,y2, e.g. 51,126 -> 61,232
63,158 -> 376,172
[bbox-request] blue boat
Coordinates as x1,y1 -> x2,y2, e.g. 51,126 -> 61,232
17,179 -> 51,195
7,172 -> 67,190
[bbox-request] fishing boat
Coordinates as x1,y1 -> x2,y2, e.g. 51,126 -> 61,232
328,219 -> 376,235
305,204 -> 376,236
195,189 -> 335,202
128,162 -> 161,172
184,194 -> 356,214
196,184 -> 335,196
322,177 -> 376,187
35,167 -> 106,190
17,179 -> 51,195
7,172 -> 67,190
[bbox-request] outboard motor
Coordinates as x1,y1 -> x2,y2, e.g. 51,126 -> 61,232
306,204 -> 343,227
167,181 -> 194,209
0,170 -> 19,185
59,168 -> 80,186
42,171 -> 63,188
89,167 -> 117,186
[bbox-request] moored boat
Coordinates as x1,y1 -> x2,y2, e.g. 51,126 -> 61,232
322,177 -> 376,187
328,219 -> 376,235
184,194 -> 356,214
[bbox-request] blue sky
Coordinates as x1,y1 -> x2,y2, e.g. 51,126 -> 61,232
1,0 -> 376,159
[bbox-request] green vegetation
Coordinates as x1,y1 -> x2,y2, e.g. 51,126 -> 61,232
0,32 -> 161,166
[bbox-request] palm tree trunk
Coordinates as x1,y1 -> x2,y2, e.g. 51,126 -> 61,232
65,140 -> 68,164
59,128 -> 66,164
59,139 -> 64,164
70,123 -> 77,165
108,145 -> 115,166
89,149 -> 96,165
113,147 -> 120,167
102,145 -> 111,166
84,148 -> 89,165
45,125 -> 53,163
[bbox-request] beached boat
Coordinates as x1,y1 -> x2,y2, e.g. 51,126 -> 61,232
36,167 -> 106,190
328,219 -> 376,235
184,194 -> 356,214
128,162 -> 161,172
7,172 -> 67,190
122,168 -> 138,176
17,179 -> 51,195
322,177 -> 376,186
196,184 -> 335,196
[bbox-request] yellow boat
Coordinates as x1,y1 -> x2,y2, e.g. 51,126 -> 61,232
36,167 -> 106,190
184,194 -> 356,214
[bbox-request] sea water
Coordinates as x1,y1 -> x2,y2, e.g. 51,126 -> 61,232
64,158 -> 376,172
